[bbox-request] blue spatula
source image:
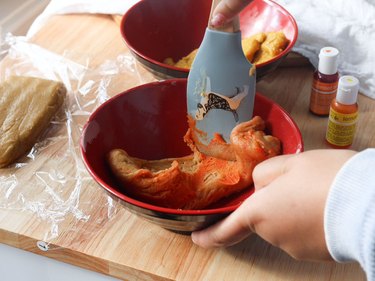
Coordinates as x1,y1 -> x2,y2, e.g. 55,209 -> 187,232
186,0 -> 256,156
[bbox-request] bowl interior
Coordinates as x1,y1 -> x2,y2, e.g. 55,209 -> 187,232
81,79 -> 303,216
121,0 -> 298,78
122,0 -> 211,67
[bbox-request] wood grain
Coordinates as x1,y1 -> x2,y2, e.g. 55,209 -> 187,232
0,14 -> 371,281
112,15 -> 122,26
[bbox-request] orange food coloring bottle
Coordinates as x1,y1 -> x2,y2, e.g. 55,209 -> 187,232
309,47 -> 340,116
326,76 -> 359,148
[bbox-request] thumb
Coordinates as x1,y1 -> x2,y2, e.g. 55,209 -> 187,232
211,0 -> 253,27
192,194 -> 258,248
253,154 -> 293,190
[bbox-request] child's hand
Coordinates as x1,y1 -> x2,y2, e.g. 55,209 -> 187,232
191,149 -> 356,261
211,0 -> 254,27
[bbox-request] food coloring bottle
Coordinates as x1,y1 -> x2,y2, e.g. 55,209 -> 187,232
309,47 -> 339,116
326,76 -> 359,148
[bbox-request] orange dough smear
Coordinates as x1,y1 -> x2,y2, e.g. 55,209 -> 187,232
107,116 -> 280,209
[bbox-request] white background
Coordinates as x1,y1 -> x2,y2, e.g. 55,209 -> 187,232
0,243 -> 120,281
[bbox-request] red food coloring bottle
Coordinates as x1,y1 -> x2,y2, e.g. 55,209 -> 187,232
309,47 -> 339,116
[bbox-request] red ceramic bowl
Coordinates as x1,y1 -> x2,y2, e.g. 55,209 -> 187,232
121,0 -> 298,80
80,79 -> 303,232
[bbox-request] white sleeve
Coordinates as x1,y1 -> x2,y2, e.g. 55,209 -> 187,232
324,148 -> 375,281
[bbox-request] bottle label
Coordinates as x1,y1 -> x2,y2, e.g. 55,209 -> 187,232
310,80 -> 338,115
326,108 -> 358,146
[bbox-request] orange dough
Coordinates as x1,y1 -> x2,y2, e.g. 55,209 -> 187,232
107,116 -> 280,209
163,31 -> 289,68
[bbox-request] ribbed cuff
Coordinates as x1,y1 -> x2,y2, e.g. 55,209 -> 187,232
324,148 -> 375,266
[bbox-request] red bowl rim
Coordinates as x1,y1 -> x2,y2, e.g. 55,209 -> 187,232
120,0 -> 298,73
80,79 -> 303,216
253,0 -> 298,68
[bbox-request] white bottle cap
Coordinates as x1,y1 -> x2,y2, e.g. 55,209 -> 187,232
318,47 -> 339,75
336,76 -> 359,105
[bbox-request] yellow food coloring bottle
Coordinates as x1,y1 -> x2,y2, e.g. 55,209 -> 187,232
326,76 -> 359,148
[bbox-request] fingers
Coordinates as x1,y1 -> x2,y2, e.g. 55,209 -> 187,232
192,195 -> 257,248
253,154 -> 293,190
211,0 -> 253,27
192,154 -> 295,248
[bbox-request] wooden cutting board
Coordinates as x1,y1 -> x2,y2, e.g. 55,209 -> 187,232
0,14 -> 370,281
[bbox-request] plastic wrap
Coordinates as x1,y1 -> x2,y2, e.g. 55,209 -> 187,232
0,33 -> 152,244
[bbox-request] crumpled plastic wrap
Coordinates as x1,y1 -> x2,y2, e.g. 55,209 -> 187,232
0,33 -> 152,244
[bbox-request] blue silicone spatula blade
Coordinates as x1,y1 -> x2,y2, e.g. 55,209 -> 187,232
186,0 -> 256,155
